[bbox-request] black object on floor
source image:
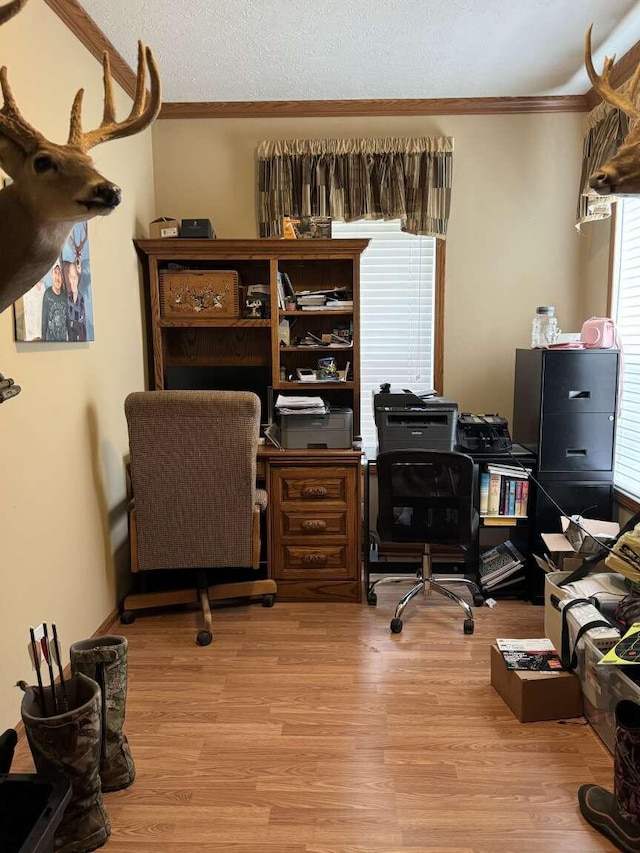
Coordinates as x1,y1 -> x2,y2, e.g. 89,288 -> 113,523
0,773 -> 71,853
0,728 -> 17,773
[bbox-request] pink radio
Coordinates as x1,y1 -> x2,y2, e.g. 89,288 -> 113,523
580,317 -> 617,349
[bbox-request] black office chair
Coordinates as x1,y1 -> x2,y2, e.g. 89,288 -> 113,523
368,449 -> 484,634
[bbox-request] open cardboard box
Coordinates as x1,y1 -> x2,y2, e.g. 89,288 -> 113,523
537,516 -> 619,575
490,644 -> 583,722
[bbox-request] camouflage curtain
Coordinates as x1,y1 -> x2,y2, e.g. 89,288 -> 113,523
257,136 -> 454,239
576,98 -> 629,230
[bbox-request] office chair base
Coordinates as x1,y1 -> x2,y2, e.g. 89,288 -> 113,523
464,619 -> 474,635
196,630 -> 213,646
390,617 -> 403,633
120,611 -> 136,625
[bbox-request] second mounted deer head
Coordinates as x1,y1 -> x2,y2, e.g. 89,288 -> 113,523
0,0 -> 161,314
585,25 -> 640,195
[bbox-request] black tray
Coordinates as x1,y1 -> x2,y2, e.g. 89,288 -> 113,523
0,773 -> 71,853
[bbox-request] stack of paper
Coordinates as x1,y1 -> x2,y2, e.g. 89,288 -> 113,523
275,395 -> 327,415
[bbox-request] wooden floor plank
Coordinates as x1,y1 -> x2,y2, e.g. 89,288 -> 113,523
11,590 -> 616,852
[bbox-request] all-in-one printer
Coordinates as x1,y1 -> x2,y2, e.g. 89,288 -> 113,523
373,386 -> 458,453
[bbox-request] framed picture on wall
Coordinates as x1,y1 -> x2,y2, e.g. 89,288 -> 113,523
13,222 -> 95,343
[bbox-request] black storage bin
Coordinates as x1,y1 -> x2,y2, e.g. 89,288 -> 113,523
0,774 -> 71,853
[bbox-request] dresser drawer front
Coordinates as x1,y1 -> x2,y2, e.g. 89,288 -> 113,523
275,467 -> 353,505
276,545 -> 352,578
281,510 -> 348,538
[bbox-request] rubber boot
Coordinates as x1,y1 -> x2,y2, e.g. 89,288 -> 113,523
579,699 -> 640,852
70,635 -> 135,791
20,673 -> 110,853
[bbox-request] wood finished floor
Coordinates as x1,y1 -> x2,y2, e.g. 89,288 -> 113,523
13,588 -> 617,853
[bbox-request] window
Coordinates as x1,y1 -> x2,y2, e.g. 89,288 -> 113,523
611,198 -> 640,502
333,220 -> 436,456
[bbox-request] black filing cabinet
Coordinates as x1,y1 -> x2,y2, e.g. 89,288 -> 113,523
513,349 -> 619,603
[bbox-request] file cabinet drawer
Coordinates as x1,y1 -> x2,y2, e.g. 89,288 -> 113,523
539,413 -> 615,472
274,467 -> 352,505
541,351 -> 618,414
275,544 -> 352,579
280,510 -> 348,538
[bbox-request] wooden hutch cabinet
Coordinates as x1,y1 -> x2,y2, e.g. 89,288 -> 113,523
134,238 -> 369,602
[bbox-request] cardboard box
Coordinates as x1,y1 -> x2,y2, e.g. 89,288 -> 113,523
149,217 -> 179,239
490,644 -> 582,722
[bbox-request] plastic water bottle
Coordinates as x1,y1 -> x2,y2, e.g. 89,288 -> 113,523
531,306 -> 558,348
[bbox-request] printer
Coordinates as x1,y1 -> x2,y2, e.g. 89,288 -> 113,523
280,407 -> 353,449
373,388 -> 458,453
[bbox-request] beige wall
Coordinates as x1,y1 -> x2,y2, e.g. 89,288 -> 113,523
579,216 -> 612,319
0,1 -> 155,730
153,112 -> 584,418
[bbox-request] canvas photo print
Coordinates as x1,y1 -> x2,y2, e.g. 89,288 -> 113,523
14,222 -> 94,343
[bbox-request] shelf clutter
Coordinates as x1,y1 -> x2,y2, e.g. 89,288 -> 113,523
480,463 -> 531,521
479,539 -> 527,597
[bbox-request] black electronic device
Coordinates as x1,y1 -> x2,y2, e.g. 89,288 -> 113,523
373,388 -> 458,453
456,413 -> 512,453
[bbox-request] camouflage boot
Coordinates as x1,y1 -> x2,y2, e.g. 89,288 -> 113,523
70,635 -> 135,791
20,673 -> 110,853
579,699 -> 640,852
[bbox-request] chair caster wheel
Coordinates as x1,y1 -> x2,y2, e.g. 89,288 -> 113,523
473,594 -> 485,607
120,611 -> 135,625
463,619 -> 474,635
390,617 -> 403,634
262,594 -> 275,608
367,591 -> 377,606
196,630 -> 213,646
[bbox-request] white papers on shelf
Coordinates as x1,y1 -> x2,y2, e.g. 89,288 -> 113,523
275,395 -> 327,415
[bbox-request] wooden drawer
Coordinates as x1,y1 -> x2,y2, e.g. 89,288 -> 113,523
274,467 -> 352,505
275,544 -> 352,579
280,509 -> 348,539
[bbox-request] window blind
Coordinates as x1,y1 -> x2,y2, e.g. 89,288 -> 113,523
612,198 -> 640,501
333,220 -> 436,456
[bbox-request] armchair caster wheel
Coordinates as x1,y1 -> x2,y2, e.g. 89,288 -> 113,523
463,619 -> 474,635
262,594 -> 275,608
196,630 -> 213,646
120,611 -> 135,625
367,591 -> 377,606
390,617 -> 403,634
473,593 -> 485,607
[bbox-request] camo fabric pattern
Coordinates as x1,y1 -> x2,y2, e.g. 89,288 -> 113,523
614,699 -> 640,824
70,635 -> 135,791
21,673 -> 110,853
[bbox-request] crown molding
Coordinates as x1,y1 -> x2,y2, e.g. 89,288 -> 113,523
585,38 -> 640,111
158,95 -> 588,120
43,0 -> 137,99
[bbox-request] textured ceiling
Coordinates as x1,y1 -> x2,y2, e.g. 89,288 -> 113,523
78,0 -> 640,102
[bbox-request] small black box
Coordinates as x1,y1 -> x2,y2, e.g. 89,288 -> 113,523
179,219 -> 216,239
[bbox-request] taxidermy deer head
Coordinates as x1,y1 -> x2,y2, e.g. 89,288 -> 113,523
585,24 -> 640,195
0,0 -> 161,314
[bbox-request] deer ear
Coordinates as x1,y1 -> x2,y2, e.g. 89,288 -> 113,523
0,136 -> 27,179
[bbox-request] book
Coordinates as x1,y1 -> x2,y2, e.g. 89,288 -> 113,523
479,472 -> 490,515
496,638 -> 564,671
479,540 -> 525,584
487,472 -> 501,515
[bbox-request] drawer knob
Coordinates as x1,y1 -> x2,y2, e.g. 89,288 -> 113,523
302,519 -> 327,532
302,552 -> 328,564
301,486 -> 328,499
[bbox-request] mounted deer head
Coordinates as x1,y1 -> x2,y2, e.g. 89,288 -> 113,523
585,24 -> 640,195
0,0 -> 161,314
70,222 -> 88,275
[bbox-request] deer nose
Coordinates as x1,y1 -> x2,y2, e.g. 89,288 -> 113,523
589,172 -> 612,190
94,183 -> 122,208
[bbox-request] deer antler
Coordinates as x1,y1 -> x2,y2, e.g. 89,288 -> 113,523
0,66 -> 48,153
68,41 -> 161,151
585,24 -> 640,123
0,0 -> 28,26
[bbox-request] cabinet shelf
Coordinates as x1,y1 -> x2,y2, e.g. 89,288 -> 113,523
159,318 -> 272,328
276,381 -> 355,390
279,309 -> 353,317
278,346 -> 353,352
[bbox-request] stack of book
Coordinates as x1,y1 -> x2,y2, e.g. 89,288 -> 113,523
479,540 -> 527,597
480,463 -> 531,522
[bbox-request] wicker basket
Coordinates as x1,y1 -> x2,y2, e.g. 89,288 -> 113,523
159,270 -> 240,319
